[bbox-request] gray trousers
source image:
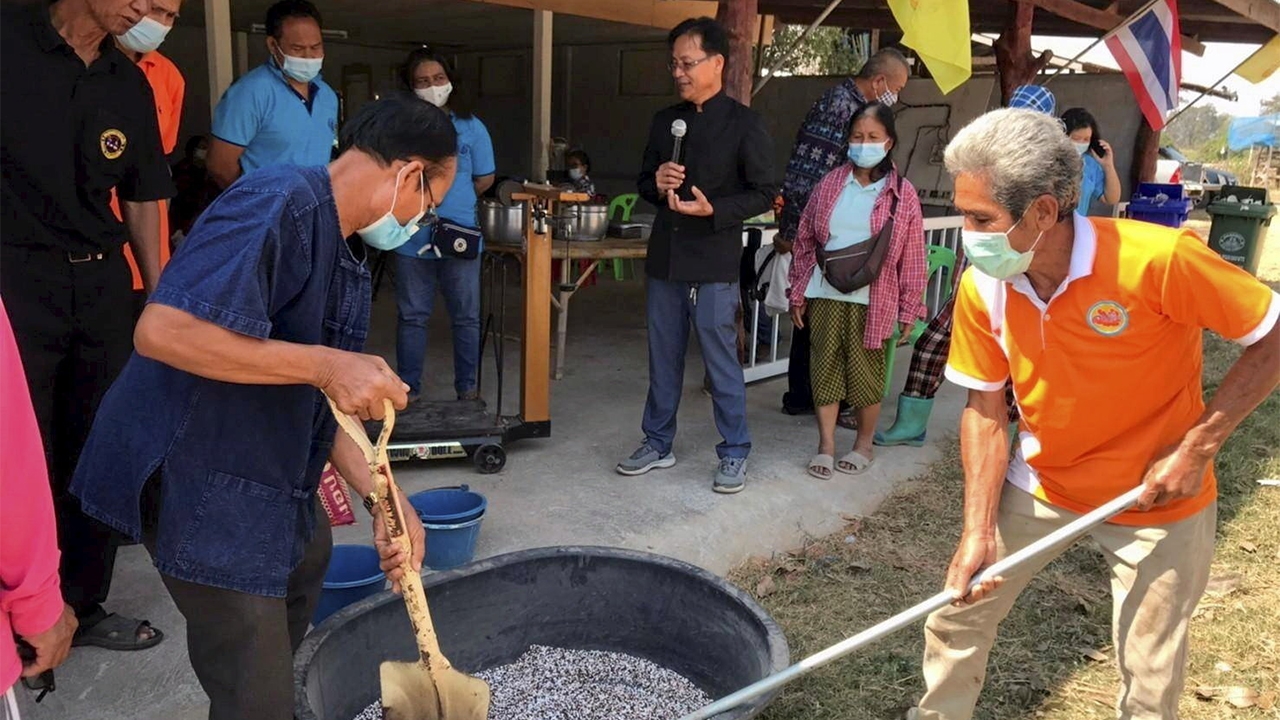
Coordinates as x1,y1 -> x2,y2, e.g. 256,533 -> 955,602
142,476 -> 333,720
642,278 -> 751,460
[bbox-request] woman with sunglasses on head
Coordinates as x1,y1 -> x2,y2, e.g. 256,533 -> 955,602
394,47 -> 496,402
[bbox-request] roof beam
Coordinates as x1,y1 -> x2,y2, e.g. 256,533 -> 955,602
1022,0 -> 1205,55
1204,0 -> 1280,33
464,0 -> 719,29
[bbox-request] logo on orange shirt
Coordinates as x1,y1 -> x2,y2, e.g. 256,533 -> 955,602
1086,300 -> 1129,336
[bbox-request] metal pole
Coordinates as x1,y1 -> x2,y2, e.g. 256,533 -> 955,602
677,485 -> 1144,720
1164,57 -> 1249,127
1043,0 -> 1159,87
752,0 -> 845,97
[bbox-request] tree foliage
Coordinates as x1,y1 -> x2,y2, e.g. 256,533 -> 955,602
757,25 -> 870,77
1262,93 -> 1280,115
1164,105 -> 1229,153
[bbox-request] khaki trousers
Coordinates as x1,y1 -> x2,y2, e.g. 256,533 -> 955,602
915,484 -> 1216,720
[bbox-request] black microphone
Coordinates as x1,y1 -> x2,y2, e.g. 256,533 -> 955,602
670,119 -> 687,165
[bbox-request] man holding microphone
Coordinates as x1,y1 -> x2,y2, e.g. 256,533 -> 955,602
617,17 -> 776,494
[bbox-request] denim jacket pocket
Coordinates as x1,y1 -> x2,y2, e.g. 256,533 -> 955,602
174,470 -> 295,587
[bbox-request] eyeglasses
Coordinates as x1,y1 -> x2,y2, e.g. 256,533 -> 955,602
668,55 -> 712,74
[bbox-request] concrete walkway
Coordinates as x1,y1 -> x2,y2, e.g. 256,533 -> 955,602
16,272 -> 964,720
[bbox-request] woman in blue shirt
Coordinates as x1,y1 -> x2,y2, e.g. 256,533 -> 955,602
394,48 -> 496,401
1062,107 -> 1122,215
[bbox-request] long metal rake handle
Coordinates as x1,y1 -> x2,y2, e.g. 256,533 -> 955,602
678,485 -> 1145,720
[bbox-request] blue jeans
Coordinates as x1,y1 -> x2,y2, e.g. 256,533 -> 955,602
393,253 -> 481,396
642,278 -> 751,460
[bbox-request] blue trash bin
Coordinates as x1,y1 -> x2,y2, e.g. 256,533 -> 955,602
1127,182 -> 1192,228
313,545 -> 385,625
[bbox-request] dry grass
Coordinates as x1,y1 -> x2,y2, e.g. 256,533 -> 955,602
731,226 -> 1280,719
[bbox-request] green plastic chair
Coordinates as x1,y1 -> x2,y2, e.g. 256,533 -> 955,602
882,244 -> 959,398
608,193 -> 639,222
605,193 -> 641,280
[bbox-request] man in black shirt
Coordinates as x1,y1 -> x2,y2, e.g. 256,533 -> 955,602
1,0 -> 175,651
618,17 -> 775,494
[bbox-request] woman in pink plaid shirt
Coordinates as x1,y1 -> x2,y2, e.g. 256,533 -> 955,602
787,103 -> 928,480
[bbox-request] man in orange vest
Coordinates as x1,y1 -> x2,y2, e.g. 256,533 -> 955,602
110,0 -> 185,311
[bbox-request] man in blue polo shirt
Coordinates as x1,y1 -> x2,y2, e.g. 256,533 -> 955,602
206,0 -> 337,188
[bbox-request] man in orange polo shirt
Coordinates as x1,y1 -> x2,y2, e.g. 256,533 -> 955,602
110,0 -> 185,304
911,109 -> 1279,719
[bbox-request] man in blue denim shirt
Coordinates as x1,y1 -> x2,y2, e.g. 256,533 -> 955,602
70,95 -> 459,720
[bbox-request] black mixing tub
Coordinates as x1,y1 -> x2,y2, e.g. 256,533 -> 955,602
294,546 -> 790,720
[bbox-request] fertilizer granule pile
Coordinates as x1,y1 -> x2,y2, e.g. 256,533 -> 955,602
352,644 -> 712,720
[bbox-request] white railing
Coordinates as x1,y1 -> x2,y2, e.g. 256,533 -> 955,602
743,227 -> 789,384
741,217 -> 965,384
922,216 -> 963,318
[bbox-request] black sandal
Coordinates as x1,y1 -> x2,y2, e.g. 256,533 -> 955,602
73,612 -> 164,651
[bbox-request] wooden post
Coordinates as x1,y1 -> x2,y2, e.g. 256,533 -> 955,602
716,0 -> 758,106
531,10 -> 553,181
993,0 -> 1052,105
1131,118 -> 1159,189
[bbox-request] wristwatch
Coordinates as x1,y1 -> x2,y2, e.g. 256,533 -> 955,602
363,488 -> 382,516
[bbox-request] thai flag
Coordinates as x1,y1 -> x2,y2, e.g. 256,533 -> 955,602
1105,0 -> 1182,130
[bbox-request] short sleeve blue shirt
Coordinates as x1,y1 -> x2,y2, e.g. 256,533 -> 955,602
397,113 -> 496,258
212,62 -> 339,173
70,165 -> 371,598
1076,155 -> 1106,216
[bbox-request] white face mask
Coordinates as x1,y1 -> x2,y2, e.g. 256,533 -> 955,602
415,82 -> 453,108
568,167 -> 585,181
117,16 -> 170,54
1073,141 -> 1091,156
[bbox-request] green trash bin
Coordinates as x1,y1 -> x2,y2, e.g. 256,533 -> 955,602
1206,185 -> 1275,276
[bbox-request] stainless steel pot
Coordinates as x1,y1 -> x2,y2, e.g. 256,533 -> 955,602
552,202 -> 610,242
479,198 -> 526,245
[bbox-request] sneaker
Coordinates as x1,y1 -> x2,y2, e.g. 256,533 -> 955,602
714,457 -> 747,494
616,443 -> 676,476
458,390 -> 480,402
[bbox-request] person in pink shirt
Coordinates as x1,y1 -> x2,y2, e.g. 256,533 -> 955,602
1,299 -> 78,710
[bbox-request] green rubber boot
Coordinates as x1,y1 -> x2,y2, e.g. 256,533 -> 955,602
873,395 -> 934,447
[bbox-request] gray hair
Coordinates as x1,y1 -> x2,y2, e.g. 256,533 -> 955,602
944,108 -> 1082,219
859,47 -> 910,80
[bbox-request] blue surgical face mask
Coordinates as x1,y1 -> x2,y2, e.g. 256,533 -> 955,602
276,49 -> 323,83
847,141 -> 889,168
117,16 -> 170,54
358,167 -> 428,251
960,215 -> 1045,280
1073,141 -> 1091,156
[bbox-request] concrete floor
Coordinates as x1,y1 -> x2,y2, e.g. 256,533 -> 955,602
16,267 -> 964,720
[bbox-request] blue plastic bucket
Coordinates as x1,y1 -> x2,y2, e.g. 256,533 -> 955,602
409,485 -> 487,524
425,516 -> 484,570
313,545 -> 385,625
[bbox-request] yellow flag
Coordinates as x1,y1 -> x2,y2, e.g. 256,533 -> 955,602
1236,34 -> 1280,84
888,0 -> 971,94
